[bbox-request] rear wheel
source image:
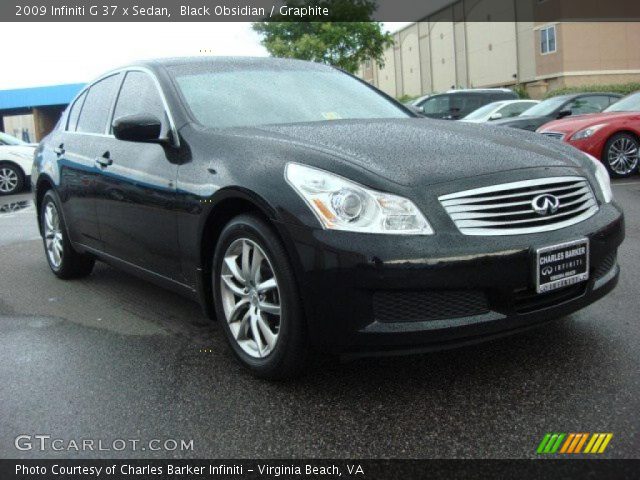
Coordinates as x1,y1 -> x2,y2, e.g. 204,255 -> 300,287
0,163 -> 24,195
603,133 -> 639,178
41,190 -> 95,279
212,214 -> 307,379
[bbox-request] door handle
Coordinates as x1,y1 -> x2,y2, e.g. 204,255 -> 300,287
54,144 -> 65,156
95,151 -> 113,168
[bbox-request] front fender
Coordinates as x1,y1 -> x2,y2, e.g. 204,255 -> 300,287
0,150 -> 34,176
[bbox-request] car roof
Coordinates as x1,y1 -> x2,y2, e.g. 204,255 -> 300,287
483,99 -> 536,108
446,88 -> 513,93
429,89 -> 517,98
411,94 -> 431,104
473,99 -> 537,111
132,56 -> 330,72
548,92 -> 622,101
497,99 -> 538,104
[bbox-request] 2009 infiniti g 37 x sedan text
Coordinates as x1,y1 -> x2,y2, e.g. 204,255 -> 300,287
33,57 -> 624,378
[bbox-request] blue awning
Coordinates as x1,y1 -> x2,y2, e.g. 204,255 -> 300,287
0,83 -> 85,110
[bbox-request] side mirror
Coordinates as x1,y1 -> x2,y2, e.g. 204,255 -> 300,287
407,105 -> 425,116
489,112 -> 503,120
112,114 -> 162,143
557,109 -> 572,119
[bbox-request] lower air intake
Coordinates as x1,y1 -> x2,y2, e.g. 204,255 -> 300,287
373,290 -> 490,323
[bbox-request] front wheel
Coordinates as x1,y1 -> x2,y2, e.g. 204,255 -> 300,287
603,133 -> 639,178
212,214 -> 307,379
0,163 -> 24,195
41,190 -> 95,279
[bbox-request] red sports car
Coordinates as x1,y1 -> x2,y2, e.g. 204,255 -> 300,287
538,91 -> 640,177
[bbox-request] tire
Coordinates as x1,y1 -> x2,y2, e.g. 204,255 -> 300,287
602,133 -> 639,178
41,190 -> 95,279
212,213 -> 307,379
0,163 -> 25,196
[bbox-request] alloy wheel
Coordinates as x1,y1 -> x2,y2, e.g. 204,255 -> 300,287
607,137 -> 639,176
44,202 -> 64,269
220,238 -> 281,358
0,167 -> 19,193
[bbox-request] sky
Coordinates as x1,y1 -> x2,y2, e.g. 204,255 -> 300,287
0,22 -> 409,90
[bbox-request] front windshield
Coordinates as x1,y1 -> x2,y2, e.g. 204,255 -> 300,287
172,67 -> 409,129
0,131 -> 26,146
463,102 -> 505,120
519,96 -> 567,116
604,92 -> 640,112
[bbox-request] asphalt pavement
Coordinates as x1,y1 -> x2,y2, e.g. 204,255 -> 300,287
0,180 -> 639,459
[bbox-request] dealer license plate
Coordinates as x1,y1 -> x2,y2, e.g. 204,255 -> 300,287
535,239 -> 589,293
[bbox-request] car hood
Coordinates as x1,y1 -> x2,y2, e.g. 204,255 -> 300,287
490,115 -> 551,130
252,118 -> 585,186
0,145 -> 35,157
538,111 -> 639,134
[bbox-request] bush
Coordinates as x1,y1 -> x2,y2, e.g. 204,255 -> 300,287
513,85 -> 530,99
397,94 -> 419,104
545,83 -> 640,99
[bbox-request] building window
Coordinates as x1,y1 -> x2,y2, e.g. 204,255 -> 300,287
540,25 -> 556,54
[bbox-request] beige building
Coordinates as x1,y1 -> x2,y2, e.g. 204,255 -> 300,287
2,114 -> 37,143
360,1 -> 640,99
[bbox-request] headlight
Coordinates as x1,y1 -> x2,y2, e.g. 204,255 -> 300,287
584,153 -> 613,203
572,124 -> 605,141
285,163 -> 434,235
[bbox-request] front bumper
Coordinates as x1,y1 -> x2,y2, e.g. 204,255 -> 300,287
275,202 -> 624,354
564,137 -> 606,161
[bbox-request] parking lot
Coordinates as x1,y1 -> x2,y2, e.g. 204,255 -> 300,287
0,178 -> 638,459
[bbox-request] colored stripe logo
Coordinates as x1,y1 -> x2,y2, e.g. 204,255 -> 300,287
537,433 -> 613,454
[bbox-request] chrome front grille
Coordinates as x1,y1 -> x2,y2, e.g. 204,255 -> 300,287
439,177 -> 598,235
541,132 -> 565,140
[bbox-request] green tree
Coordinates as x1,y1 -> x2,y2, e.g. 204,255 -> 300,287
252,2 -> 393,74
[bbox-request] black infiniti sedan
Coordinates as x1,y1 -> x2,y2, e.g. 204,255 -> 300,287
33,57 -> 624,378
491,92 -> 622,131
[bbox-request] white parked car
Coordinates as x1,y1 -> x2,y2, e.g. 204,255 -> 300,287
408,94 -> 431,107
461,99 -> 540,123
0,131 -> 36,195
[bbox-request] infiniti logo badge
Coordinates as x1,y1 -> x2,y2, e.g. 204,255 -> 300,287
532,194 -> 560,216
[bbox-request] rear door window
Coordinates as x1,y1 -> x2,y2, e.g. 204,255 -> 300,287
76,74 -> 121,134
66,90 -> 87,132
420,95 -> 450,115
567,96 -> 608,115
581,95 -> 614,112
491,92 -> 517,101
451,94 -> 485,117
499,102 -> 533,118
